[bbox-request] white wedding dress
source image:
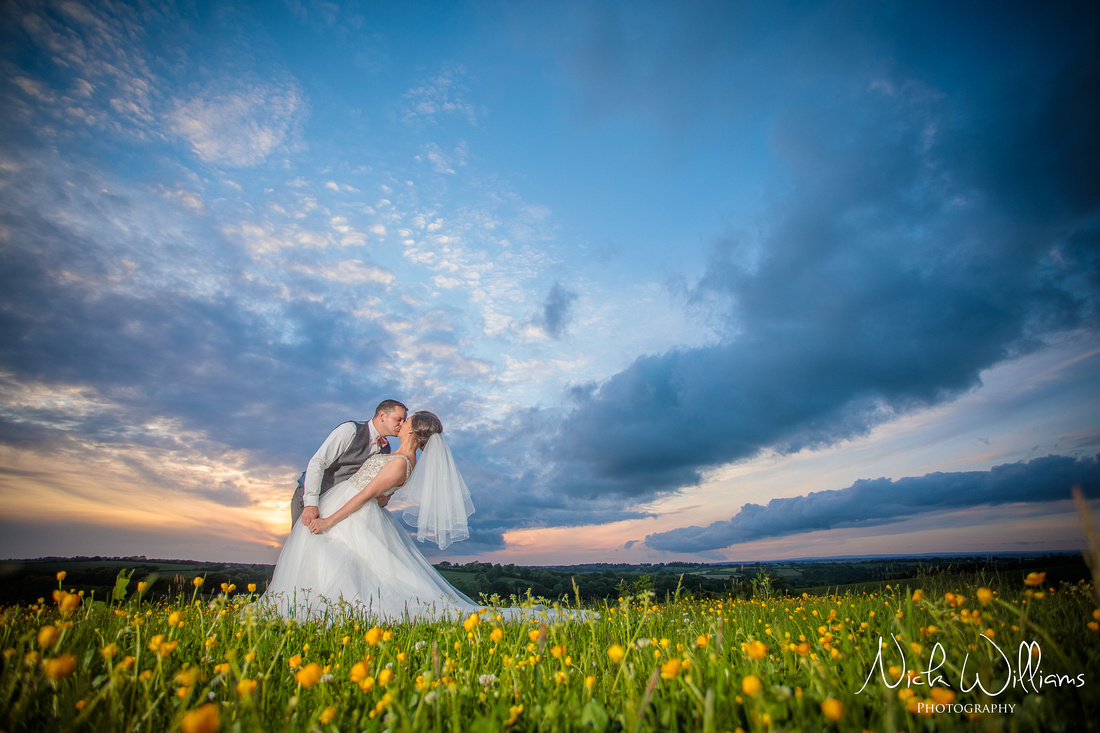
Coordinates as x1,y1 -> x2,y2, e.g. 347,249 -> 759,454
260,454 -> 480,622
259,454 -> 589,624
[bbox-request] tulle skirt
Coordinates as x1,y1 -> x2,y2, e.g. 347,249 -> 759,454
257,480 -> 592,624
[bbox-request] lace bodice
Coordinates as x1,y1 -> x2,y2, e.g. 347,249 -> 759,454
348,453 -> 412,496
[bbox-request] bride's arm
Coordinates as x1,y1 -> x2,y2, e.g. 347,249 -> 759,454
310,458 -> 408,533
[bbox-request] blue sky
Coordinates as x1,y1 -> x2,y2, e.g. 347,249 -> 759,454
0,0 -> 1097,564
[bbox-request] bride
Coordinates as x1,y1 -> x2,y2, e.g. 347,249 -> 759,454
259,411 -> 578,623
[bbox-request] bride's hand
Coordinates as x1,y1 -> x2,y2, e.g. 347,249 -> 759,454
309,516 -> 334,534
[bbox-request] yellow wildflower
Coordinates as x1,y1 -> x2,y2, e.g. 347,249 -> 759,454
168,611 -> 183,626
911,589 -> 924,602
175,667 -> 200,687
696,634 -> 710,648
378,668 -> 395,686
930,687 -> 956,705
744,639 -> 767,660
1024,572 -> 1046,587
296,662 -> 323,688
821,698 -> 844,721
319,706 -> 336,724
288,654 -> 302,670
237,678 -> 257,697
463,613 -> 481,632
37,625 -> 59,648
528,629 -> 540,642
490,627 -> 503,643
192,577 -> 204,588
364,626 -> 382,646
505,704 -> 524,726
43,654 -> 77,681
53,590 -> 80,615
137,581 -> 148,593
350,660 -> 370,682
247,583 -> 257,592
550,644 -> 566,659
660,658 -> 681,679
101,642 -> 118,660
180,703 -> 220,733
607,644 -> 625,664
56,571 -> 67,582
977,587 -> 994,604
741,674 -> 763,696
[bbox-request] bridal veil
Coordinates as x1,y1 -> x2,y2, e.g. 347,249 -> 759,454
401,433 -> 475,549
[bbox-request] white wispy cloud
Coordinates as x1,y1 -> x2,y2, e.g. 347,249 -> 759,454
169,82 -> 306,167
294,260 -> 395,286
415,141 -> 469,174
402,65 -> 479,126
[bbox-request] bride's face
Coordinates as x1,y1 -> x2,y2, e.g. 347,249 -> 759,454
397,419 -> 415,446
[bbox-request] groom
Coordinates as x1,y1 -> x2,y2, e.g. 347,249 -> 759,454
290,399 -> 408,528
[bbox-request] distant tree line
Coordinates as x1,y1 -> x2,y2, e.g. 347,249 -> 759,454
0,553 -> 1086,607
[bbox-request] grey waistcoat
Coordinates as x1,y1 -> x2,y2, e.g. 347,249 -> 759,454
321,421 -> 389,493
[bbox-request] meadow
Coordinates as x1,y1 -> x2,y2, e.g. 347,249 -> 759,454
1,568 -> 1097,732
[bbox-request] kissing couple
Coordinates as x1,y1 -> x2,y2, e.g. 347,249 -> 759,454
262,399 -> 484,622
261,399 -> 594,624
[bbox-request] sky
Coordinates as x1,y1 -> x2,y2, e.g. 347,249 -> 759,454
1,0 -> 1098,566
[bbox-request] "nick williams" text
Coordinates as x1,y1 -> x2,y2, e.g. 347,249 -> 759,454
856,634 -> 1085,696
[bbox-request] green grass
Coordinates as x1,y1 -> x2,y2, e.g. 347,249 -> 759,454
1,570 -> 1098,731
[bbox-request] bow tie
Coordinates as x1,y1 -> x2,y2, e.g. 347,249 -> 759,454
375,435 -> 389,449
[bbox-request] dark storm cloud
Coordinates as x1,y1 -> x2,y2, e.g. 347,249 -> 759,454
539,281 -> 578,339
646,454 -> 1100,552
532,4 -> 1100,507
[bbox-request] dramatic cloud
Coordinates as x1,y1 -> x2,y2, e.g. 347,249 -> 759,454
0,156 -> 400,460
646,455 -> 1100,552
536,22 -> 1100,506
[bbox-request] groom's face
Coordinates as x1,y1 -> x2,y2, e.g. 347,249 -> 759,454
375,407 -> 407,437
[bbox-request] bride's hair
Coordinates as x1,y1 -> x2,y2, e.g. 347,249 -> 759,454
409,411 -> 443,449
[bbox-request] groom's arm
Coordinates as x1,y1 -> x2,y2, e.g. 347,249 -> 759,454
301,422 -> 357,524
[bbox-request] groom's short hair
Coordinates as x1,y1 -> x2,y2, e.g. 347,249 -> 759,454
375,399 -> 407,417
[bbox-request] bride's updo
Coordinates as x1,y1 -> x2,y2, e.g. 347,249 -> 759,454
409,411 -> 443,449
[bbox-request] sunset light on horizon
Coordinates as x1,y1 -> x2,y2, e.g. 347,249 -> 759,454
1,0 -> 1098,568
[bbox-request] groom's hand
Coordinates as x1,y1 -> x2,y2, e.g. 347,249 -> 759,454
300,506 -> 320,528
377,494 -> 390,508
